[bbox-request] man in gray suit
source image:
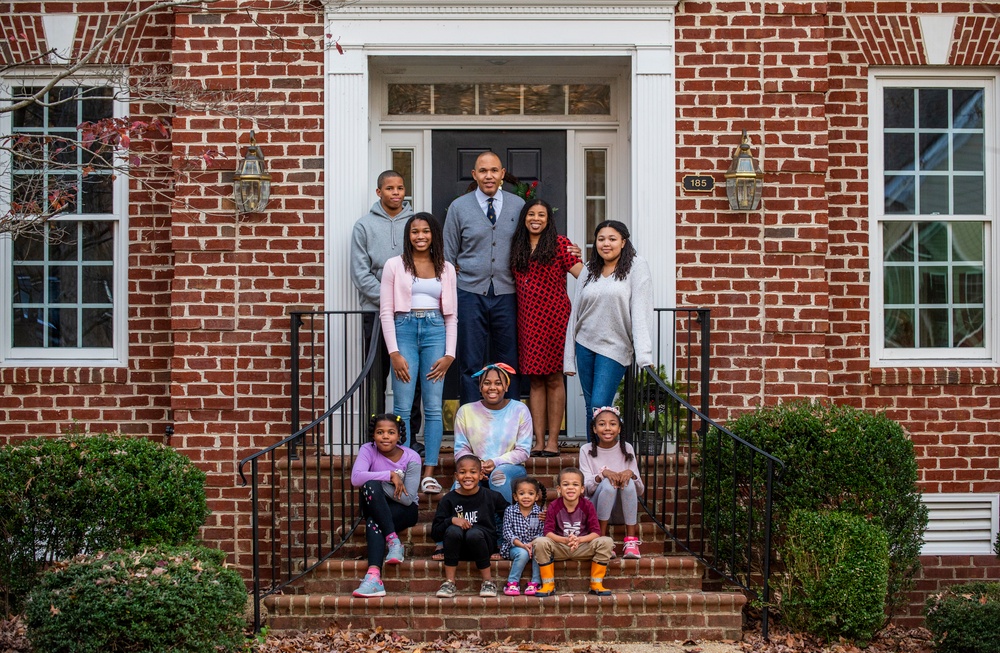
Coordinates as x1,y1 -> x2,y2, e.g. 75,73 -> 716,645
444,151 -> 525,404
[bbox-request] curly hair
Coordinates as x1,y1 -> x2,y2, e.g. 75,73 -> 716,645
588,409 -> 634,463
367,413 -> 407,444
510,199 -> 559,273
401,212 -> 445,279
513,476 -> 548,508
583,219 -> 636,286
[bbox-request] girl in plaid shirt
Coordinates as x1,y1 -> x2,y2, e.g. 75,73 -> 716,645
500,477 -> 546,595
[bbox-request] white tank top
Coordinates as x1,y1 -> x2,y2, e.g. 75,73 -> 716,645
410,276 -> 442,310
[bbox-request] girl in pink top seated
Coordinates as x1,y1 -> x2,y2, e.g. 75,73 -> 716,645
578,406 -> 644,559
380,213 -> 458,495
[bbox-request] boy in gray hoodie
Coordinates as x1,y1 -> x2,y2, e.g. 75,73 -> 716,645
350,170 -> 422,447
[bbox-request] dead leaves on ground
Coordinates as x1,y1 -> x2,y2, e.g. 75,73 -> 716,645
739,624 -> 933,653
256,628 -> 622,653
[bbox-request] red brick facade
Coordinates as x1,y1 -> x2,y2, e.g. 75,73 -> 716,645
3,0 -> 999,625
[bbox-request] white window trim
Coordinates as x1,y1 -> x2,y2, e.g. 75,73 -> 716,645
868,69 -> 1000,368
922,493 -> 1000,555
0,77 -> 129,367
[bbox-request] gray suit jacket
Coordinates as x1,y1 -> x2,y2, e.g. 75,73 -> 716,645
443,189 -> 525,295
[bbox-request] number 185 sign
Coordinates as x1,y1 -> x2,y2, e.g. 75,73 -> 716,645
682,174 -> 715,193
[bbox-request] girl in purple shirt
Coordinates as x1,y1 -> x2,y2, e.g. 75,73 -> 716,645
350,414 -> 422,598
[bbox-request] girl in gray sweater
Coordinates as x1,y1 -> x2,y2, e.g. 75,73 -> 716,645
564,220 -> 654,440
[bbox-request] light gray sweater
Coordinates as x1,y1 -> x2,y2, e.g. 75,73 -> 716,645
443,190 -> 525,295
564,255 -> 655,372
350,200 -> 414,310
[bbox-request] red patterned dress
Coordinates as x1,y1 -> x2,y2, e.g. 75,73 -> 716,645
513,235 -> 582,375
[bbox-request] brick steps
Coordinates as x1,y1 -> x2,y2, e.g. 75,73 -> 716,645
265,590 -> 746,642
295,555 -> 702,595
264,451 -> 741,643
336,520 -> 670,557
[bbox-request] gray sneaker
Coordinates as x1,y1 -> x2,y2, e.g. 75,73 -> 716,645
436,580 -> 457,598
479,580 -> 498,597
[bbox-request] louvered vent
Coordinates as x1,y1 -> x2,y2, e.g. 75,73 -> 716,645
922,494 -> 999,555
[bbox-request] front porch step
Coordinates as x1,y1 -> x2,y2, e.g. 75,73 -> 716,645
336,521 -> 671,558
265,589 -> 746,642
297,555 -> 703,595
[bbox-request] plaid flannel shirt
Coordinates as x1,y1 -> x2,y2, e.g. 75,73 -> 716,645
500,503 -> 543,557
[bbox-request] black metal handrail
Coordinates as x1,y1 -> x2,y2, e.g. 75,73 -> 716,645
237,310 -> 381,631
619,309 -> 784,639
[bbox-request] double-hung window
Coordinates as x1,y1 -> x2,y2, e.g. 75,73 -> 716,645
870,72 -> 997,366
1,82 -> 127,366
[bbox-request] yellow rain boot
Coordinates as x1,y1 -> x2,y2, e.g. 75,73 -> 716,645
535,562 -> 556,597
588,561 -> 611,596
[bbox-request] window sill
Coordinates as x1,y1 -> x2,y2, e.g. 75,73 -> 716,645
0,366 -> 128,385
870,367 -> 1000,386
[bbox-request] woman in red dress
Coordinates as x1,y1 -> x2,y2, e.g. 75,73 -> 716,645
510,199 -> 583,457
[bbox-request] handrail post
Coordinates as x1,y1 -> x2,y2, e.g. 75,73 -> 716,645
289,313 -> 303,459
698,309 -> 710,434
250,459 -> 261,632
762,459 -> 775,641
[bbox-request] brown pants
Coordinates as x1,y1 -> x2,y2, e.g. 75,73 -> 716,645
532,536 -> 614,565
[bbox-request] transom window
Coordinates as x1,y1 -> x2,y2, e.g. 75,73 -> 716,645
2,83 -> 126,366
870,75 -> 996,365
388,83 -> 611,116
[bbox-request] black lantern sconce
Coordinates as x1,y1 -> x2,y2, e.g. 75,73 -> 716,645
233,131 -> 271,213
724,130 -> 763,211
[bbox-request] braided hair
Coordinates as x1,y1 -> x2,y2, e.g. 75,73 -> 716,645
583,219 -> 636,286
367,413 -> 407,445
510,199 -> 559,273
589,408 -> 634,463
401,212 -> 445,279
513,476 -> 548,508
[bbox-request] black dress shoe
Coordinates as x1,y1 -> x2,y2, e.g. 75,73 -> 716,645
531,450 -> 544,457
541,450 -> 559,458
409,441 -> 425,457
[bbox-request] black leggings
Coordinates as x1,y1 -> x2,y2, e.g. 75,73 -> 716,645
360,480 -> 418,568
442,524 -> 493,570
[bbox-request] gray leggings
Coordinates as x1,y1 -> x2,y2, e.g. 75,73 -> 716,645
590,477 -> 638,526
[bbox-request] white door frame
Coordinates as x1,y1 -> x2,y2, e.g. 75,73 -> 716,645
322,0 -> 680,416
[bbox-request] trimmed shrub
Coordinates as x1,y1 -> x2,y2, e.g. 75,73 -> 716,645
782,509 -> 889,643
25,546 -> 247,653
0,432 -> 208,612
925,582 -> 1000,653
702,401 -> 928,619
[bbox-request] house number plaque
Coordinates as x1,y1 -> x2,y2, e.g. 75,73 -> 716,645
682,175 -> 715,193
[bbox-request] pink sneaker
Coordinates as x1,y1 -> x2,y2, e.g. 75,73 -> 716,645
623,537 -> 641,559
523,582 -> 539,596
503,581 -> 521,596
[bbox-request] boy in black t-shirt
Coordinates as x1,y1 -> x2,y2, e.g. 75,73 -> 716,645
431,455 -> 510,598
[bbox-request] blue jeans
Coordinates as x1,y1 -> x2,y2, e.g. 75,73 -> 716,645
575,342 -> 627,441
456,288 -> 519,405
392,311 -> 446,466
507,545 -> 541,584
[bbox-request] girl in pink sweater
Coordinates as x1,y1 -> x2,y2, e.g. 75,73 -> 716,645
578,406 -> 644,559
380,213 -> 457,495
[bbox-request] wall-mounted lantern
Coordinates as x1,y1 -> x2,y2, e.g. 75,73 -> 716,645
233,131 -> 271,213
724,129 -> 763,211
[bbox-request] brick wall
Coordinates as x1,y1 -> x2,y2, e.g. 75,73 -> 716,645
675,0 -> 1000,622
167,0 -> 325,565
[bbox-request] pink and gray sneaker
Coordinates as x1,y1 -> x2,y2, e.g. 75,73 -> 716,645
622,537 -> 641,559
503,581 -> 521,596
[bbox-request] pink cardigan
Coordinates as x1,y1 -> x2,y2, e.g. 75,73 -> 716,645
379,256 -> 458,357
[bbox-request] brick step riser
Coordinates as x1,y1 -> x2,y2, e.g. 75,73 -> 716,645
337,539 -> 668,559
264,591 -> 746,643
300,574 -> 698,595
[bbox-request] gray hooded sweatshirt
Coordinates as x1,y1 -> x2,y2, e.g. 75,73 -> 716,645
350,200 -> 415,310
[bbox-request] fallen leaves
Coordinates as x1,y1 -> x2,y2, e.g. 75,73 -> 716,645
739,624 -> 934,653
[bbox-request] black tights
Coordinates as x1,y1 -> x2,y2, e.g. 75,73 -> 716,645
360,480 -> 418,568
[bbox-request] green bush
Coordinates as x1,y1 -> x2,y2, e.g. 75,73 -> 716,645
702,401 -> 928,619
25,546 -> 247,653
782,509 -> 889,643
0,432 -> 208,612
925,582 -> 1000,653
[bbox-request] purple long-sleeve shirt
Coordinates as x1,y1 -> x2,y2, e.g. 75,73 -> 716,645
350,443 -> 422,506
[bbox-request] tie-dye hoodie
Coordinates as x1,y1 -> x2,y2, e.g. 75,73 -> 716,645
453,400 -> 532,467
